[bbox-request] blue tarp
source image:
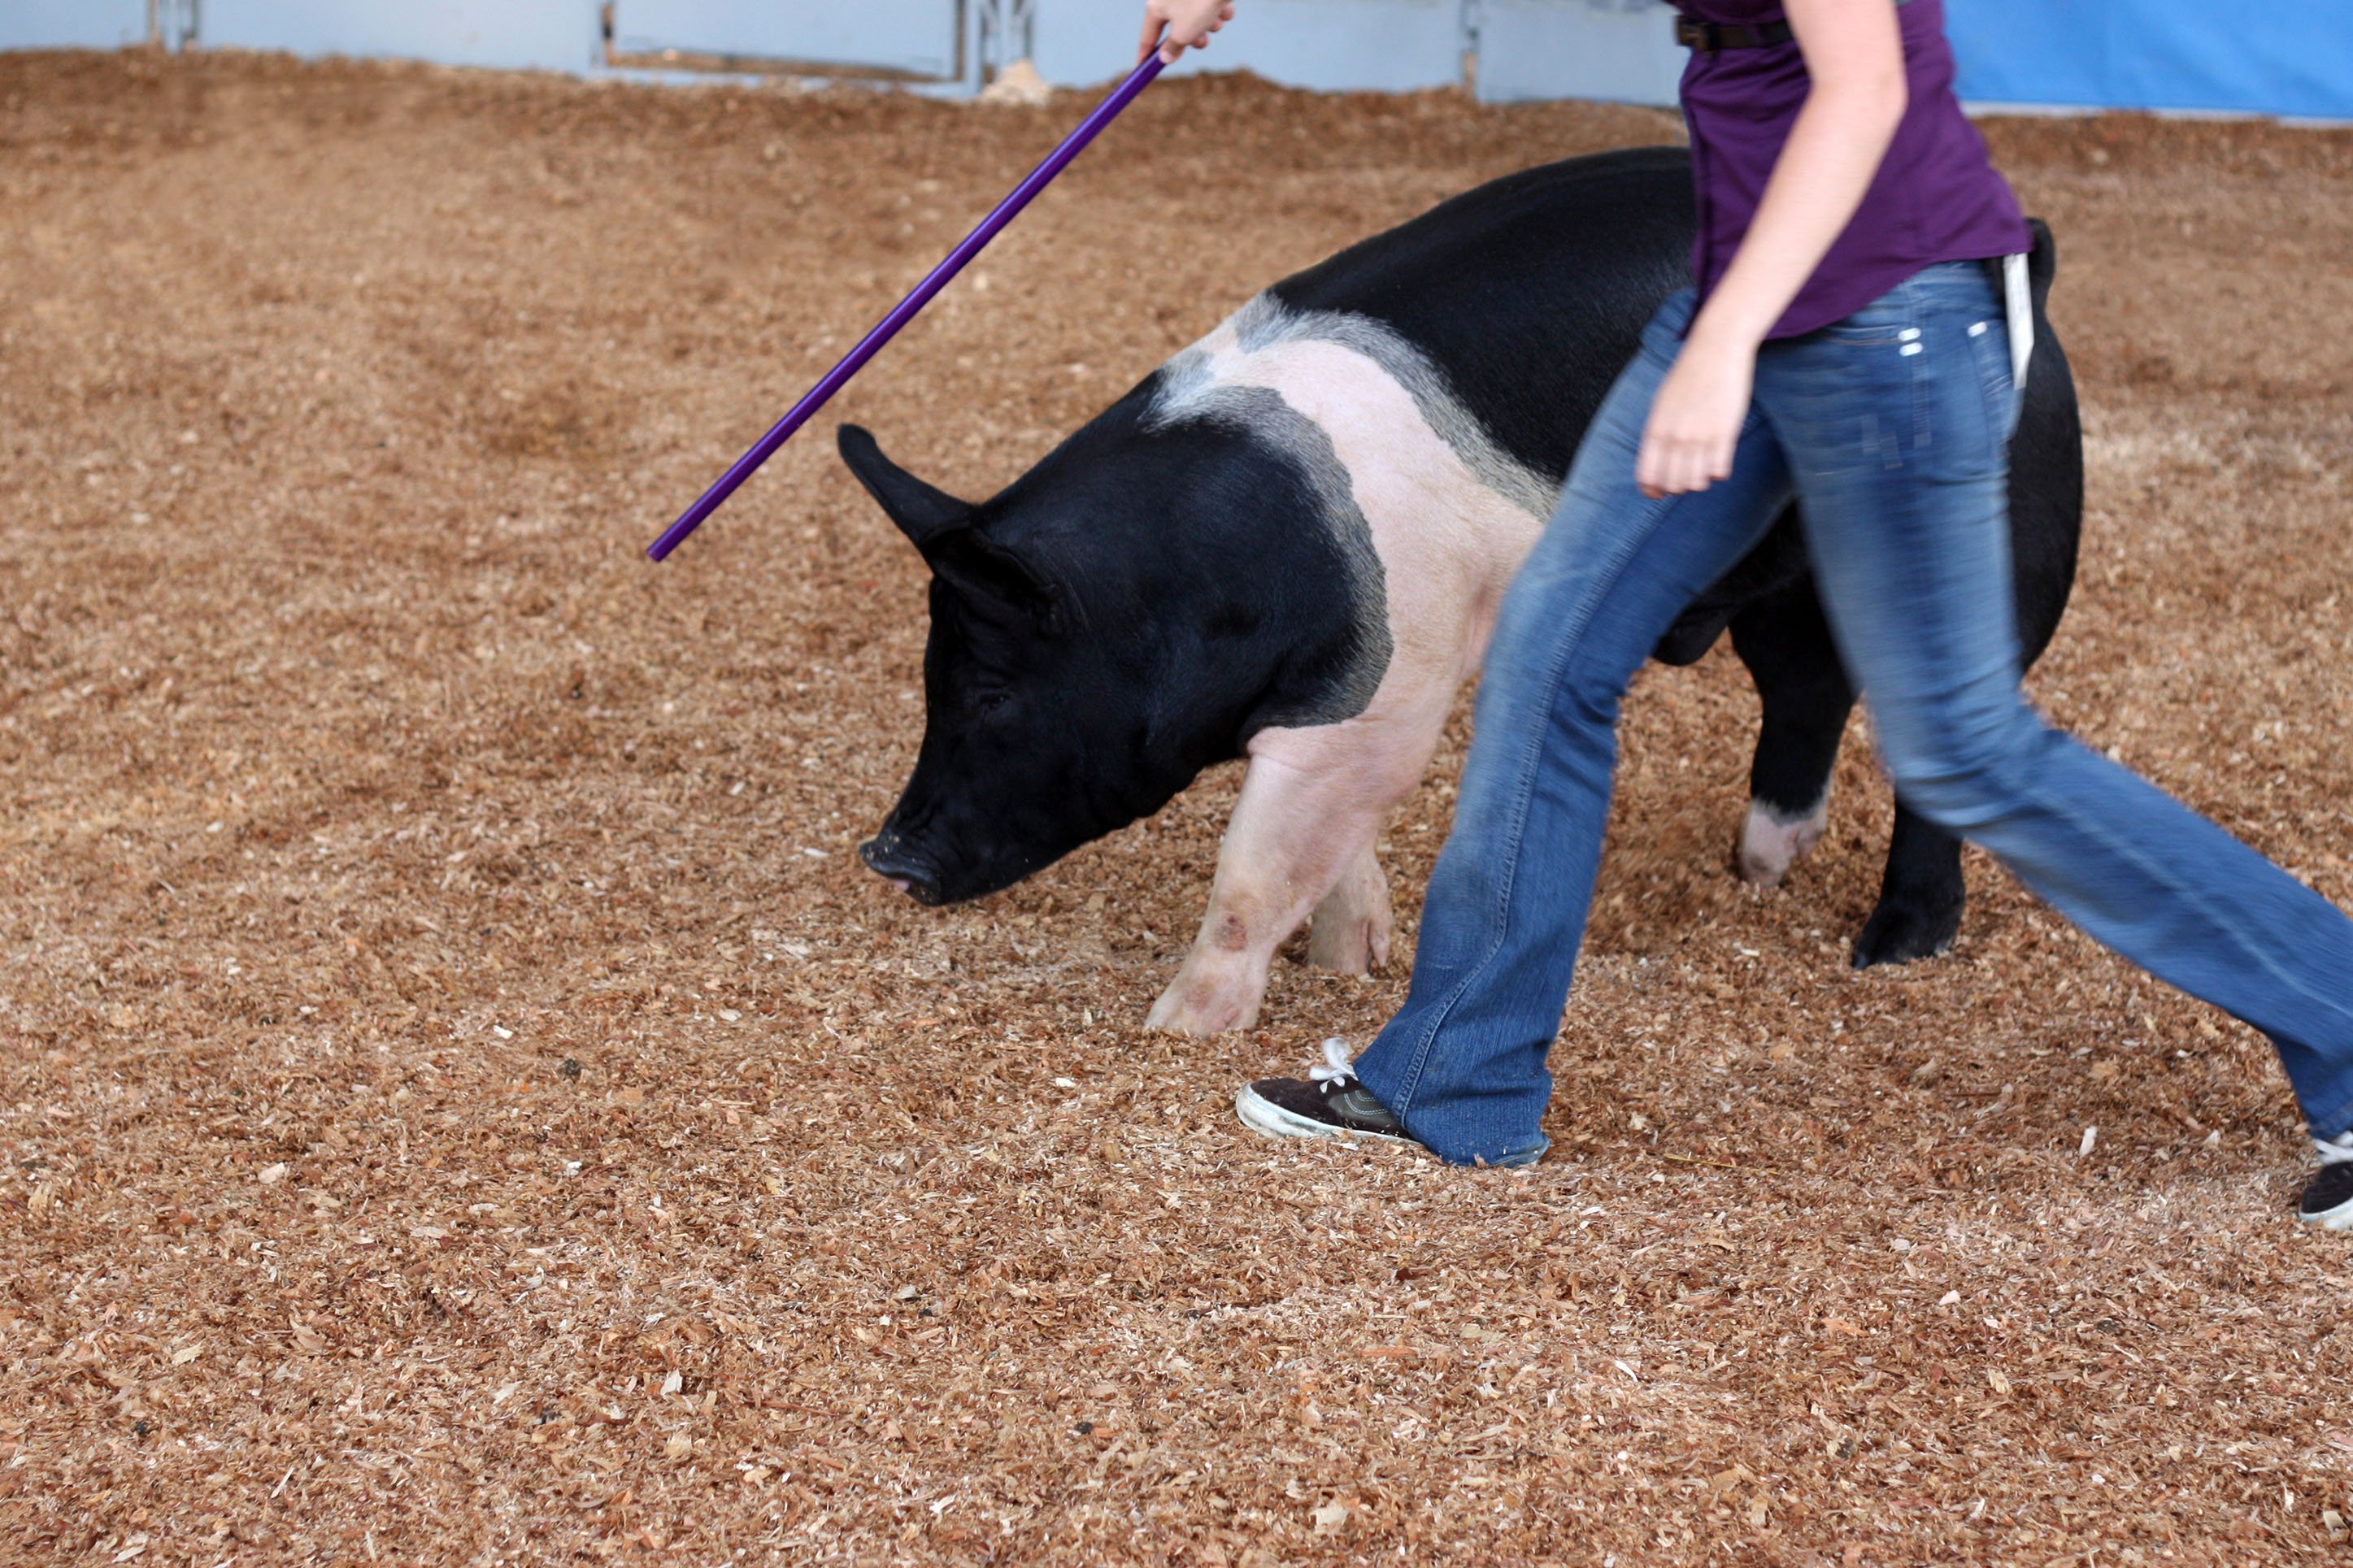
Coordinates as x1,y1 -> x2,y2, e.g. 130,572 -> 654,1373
1469,0 -> 2353,117
1946,0 -> 2353,119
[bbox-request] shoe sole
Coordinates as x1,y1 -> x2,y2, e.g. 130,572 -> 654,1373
2299,1192 -> 2353,1231
1233,1084 -> 1417,1151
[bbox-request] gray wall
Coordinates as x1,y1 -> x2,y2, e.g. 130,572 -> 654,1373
611,1 -> 966,80
194,1 -> 601,74
3,1 -> 153,50
1474,0 -> 1682,106
1029,0 -> 1685,104
1035,0 -> 1475,96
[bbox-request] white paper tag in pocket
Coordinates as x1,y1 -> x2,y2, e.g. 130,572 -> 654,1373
2003,252 -> 2034,392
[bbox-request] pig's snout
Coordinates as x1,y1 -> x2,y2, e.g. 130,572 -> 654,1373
859,832 -> 946,906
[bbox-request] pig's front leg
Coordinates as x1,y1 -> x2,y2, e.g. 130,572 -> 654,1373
1146,717 -> 1433,1036
1146,752 -> 1379,1034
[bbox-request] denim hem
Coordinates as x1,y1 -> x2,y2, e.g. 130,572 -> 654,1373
1479,1137 -> 1550,1171
1390,1125 -> 1549,1171
2004,741 -> 2353,1127
2297,1082 -> 2353,1145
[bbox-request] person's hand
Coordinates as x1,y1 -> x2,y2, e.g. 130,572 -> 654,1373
1635,324 -> 1759,498
1140,0 -> 1237,64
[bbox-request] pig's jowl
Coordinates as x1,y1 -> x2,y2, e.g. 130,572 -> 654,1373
844,146 -> 2084,1035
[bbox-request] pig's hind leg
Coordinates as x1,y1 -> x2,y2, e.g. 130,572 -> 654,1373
1729,584 -> 1853,887
1307,842 -> 1392,975
1731,580 -> 1970,968
1850,806 -> 1968,966
1146,722 -> 1429,1036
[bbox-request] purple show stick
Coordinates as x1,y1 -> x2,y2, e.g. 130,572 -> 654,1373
647,51 -> 1170,562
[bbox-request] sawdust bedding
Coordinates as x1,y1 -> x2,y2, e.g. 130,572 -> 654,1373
4,47 -> 2353,1566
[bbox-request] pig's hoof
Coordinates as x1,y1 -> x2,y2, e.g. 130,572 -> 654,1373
1305,916 -> 1388,975
1307,849 -> 1392,974
1850,892 -> 1964,968
1736,798 -> 1829,888
1146,975 -> 1265,1036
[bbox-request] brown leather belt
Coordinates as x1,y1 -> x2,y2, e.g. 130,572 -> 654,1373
1677,2 -> 1912,54
1674,16 -> 1794,52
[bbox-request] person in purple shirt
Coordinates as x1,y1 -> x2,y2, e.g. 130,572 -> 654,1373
1142,1 -> 2353,1227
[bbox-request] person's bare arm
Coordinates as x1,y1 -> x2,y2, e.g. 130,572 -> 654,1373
1140,0 -> 1237,64
1637,0 -> 1908,497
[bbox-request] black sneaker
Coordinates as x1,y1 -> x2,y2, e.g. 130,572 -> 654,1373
2299,1131 -> 2353,1229
1234,1040 -> 1417,1150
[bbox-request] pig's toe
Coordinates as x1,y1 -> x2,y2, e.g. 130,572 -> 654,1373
1736,797 -> 1829,888
1146,973 -> 1265,1036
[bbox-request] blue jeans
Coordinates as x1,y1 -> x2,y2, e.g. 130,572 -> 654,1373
1354,261 -> 2353,1166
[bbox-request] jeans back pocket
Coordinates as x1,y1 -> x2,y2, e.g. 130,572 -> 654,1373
1964,314 -> 2024,447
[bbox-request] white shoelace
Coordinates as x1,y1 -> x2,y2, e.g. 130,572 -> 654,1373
2315,1131 -> 2353,1166
1308,1037 -> 1357,1085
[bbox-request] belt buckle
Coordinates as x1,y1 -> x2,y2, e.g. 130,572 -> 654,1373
1675,17 -> 1720,52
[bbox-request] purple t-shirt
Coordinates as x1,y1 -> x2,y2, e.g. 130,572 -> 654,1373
1680,0 -> 2029,338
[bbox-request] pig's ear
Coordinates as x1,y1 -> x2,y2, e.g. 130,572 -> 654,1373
929,533 -> 1073,636
838,424 -> 972,548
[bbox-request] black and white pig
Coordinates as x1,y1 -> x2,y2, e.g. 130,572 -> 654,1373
845,145 -> 2083,1035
